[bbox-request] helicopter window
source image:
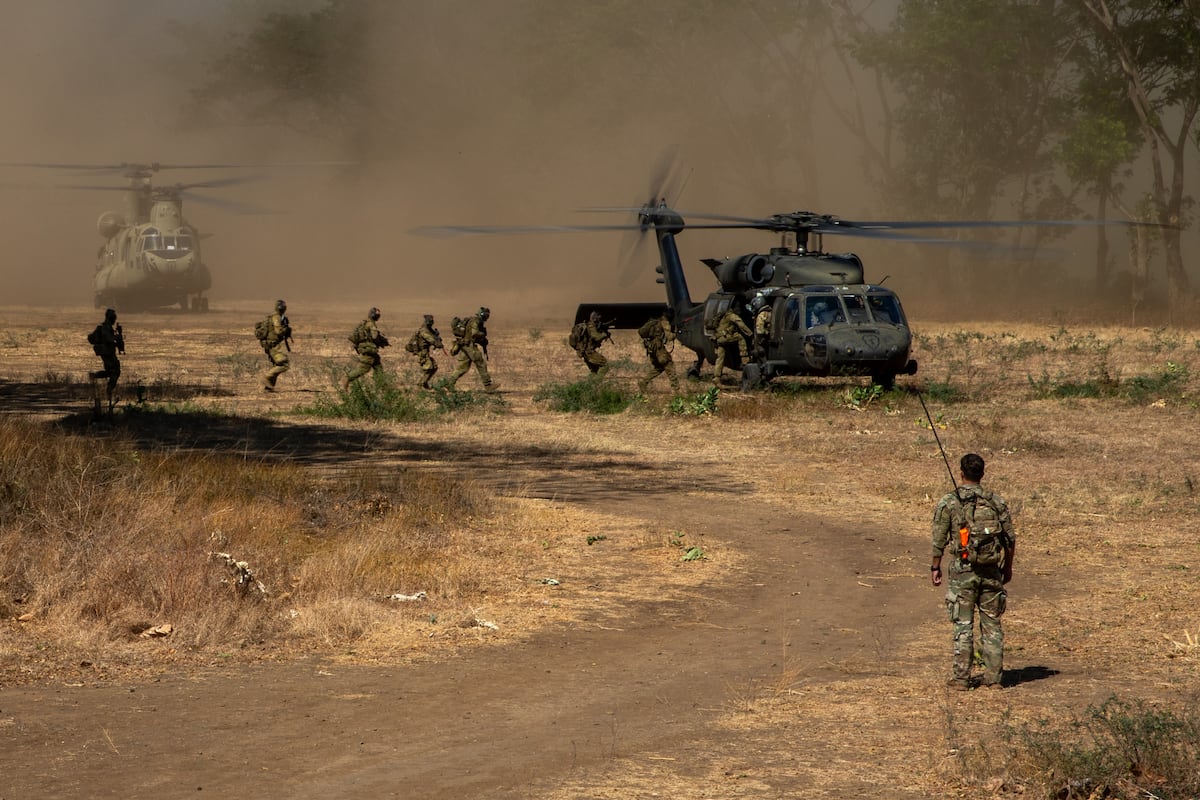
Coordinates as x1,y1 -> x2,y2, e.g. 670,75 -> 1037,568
868,294 -> 904,325
140,229 -> 162,252
176,234 -> 193,251
805,295 -> 842,328
784,298 -> 802,331
842,294 -> 870,323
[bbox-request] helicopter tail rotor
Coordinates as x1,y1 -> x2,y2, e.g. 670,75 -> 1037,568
616,146 -> 687,286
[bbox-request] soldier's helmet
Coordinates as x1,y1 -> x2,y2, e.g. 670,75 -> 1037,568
369,307 -> 381,321
478,306 -> 490,319
589,310 -> 601,323
275,299 -> 287,313
423,314 -> 434,325
750,295 -> 767,312
104,308 -> 117,322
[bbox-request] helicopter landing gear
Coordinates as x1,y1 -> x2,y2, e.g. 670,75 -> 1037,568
740,362 -> 764,391
871,372 -> 896,390
187,296 -> 210,312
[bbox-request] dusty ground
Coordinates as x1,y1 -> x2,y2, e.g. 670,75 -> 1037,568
1,302 -> 1198,798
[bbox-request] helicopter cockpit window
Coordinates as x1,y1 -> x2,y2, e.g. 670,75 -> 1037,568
868,294 -> 904,325
139,229 -> 162,253
805,295 -> 842,328
842,294 -> 870,324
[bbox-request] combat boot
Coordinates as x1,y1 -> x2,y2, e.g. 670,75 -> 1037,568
339,375 -> 350,392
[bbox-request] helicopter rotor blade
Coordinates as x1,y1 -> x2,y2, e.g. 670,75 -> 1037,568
178,190 -> 274,215
617,146 -> 687,287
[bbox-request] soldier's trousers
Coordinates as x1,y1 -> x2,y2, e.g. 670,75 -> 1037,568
713,338 -> 748,381
945,570 -> 1006,682
639,353 -> 678,392
264,344 -> 290,388
347,350 -> 381,383
418,353 -> 438,388
450,345 -> 491,388
582,351 -> 608,376
94,354 -> 121,396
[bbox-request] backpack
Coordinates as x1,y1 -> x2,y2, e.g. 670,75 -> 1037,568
451,316 -> 467,339
254,316 -> 271,342
949,489 -> 1007,568
405,331 -> 422,354
87,325 -> 103,347
568,321 -> 588,354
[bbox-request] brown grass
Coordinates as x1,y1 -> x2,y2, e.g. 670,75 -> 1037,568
3,305 -> 1200,795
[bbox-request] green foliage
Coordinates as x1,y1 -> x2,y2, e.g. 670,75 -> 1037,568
681,546 -> 706,562
585,534 -> 607,546
922,381 -> 965,404
669,386 -> 720,416
843,383 -> 884,409
301,370 -> 503,422
1006,696 -> 1200,800
1027,361 -> 1186,403
533,377 -> 636,414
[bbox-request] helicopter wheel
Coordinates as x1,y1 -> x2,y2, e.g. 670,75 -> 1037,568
740,363 -> 763,391
871,373 -> 896,390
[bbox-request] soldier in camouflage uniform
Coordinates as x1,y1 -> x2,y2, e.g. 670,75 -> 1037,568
577,311 -> 612,377
637,309 -> 679,393
88,307 -> 125,408
262,299 -> 292,392
448,306 -> 496,391
751,295 -> 772,362
711,306 -> 752,385
340,307 -> 389,391
931,453 -> 1016,691
411,314 -> 444,389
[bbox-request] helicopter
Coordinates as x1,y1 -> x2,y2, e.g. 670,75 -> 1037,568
3,161 -> 269,312
416,174 -> 1152,391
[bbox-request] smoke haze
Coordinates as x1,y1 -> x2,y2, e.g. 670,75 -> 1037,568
0,1 -> 1194,323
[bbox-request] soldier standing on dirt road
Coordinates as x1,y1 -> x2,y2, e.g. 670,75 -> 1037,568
930,453 -> 1016,691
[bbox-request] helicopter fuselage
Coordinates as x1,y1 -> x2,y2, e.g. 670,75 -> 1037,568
93,198 -> 211,311
575,209 -> 919,389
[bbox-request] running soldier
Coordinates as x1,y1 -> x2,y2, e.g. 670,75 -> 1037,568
256,299 -> 292,392
711,306 -> 752,385
340,307 -> 390,391
637,309 -> 679,393
407,314 -> 444,389
571,311 -> 611,377
87,307 -> 125,410
448,306 -> 496,391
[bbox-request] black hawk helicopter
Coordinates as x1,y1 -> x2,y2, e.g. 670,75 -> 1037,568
417,177 -> 1146,390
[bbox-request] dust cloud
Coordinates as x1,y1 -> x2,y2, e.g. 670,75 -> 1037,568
0,2 -> 1192,324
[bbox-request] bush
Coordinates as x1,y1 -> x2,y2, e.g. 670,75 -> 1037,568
300,370 -> 502,421
533,377 -> 636,414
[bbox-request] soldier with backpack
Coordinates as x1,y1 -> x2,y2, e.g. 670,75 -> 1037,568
636,309 -> 679,393
930,453 -> 1016,691
447,306 -> 496,391
711,306 -> 752,385
570,311 -> 611,377
339,307 -> 390,391
255,299 -> 292,392
406,314 -> 444,389
88,307 -> 125,410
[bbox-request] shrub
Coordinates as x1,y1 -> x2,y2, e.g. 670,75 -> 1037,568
533,377 -> 636,414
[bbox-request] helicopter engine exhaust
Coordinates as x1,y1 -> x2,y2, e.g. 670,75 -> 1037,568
711,254 -> 775,290
96,211 -> 125,239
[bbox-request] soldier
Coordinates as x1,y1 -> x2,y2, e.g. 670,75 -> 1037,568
572,311 -> 611,377
637,309 -> 679,393
409,313 -> 444,389
87,307 -> 125,409
751,295 -> 772,361
259,299 -> 292,392
448,306 -> 497,391
340,307 -> 390,391
711,306 -> 752,385
931,453 -> 1017,691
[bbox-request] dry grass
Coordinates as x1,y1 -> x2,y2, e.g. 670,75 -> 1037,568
3,305 -> 1200,795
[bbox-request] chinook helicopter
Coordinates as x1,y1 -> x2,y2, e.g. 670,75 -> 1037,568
417,174 -> 1148,390
5,161 -> 269,312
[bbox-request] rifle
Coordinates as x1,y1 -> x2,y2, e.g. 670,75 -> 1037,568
281,315 -> 293,352
115,323 -> 125,355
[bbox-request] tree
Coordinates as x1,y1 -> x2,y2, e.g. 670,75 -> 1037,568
1072,0 -> 1199,313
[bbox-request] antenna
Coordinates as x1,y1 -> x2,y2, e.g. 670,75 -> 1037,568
918,392 -> 958,492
